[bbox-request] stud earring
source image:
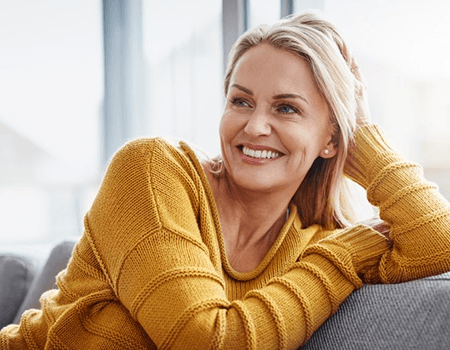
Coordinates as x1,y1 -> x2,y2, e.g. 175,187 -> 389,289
323,149 -> 330,155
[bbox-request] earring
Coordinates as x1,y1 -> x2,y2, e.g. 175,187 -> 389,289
323,149 -> 329,155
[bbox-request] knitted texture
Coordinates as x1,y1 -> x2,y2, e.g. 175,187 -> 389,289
2,125 -> 450,349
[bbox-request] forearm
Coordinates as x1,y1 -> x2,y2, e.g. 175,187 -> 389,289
125,235 -> 360,350
224,253 -> 358,350
346,125 -> 450,282
118,225 -> 387,349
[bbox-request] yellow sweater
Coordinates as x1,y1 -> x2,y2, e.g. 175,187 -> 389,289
2,125 -> 450,350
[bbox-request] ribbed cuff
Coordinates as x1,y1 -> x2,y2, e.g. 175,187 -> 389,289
345,124 -> 402,188
304,225 -> 390,280
337,225 -> 390,274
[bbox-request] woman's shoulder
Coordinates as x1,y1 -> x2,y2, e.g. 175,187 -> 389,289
112,136 -> 180,158
107,137 -> 197,174
95,137 -> 205,212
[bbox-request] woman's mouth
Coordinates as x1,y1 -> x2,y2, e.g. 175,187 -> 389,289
237,145 -> 283,160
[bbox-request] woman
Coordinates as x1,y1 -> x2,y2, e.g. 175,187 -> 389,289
2,11 -> 450,350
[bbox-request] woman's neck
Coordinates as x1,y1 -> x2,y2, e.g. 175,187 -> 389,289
203,163 -> 294,272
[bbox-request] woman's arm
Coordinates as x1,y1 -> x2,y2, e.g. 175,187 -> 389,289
345,125 -> 450,283
86,138 -> 388,349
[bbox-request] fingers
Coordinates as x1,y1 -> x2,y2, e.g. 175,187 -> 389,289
352,64 -> 371,127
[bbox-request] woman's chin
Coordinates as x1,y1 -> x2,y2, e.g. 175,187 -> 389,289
228,170 -> 285,193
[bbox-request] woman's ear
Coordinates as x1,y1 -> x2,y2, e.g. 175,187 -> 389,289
320,140 -> 337,159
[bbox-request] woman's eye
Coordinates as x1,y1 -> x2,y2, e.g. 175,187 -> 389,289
230,97 -> 250,107
276,104 -> 299,115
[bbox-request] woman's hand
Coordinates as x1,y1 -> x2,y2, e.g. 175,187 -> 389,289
351,60 -> 371,129
358,216 -> 392,242
345,59 -> 372,171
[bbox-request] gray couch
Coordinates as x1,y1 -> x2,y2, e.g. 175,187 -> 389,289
1,239 -> 450,349
0,240 -> 77,327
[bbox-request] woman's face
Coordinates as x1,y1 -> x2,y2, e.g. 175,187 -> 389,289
219,44 -> 337,195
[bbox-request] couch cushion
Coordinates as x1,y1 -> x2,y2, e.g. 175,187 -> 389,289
0,254 -> 35,328
302,272 -> 450,350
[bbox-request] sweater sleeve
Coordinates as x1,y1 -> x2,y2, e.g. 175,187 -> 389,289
85,138 -> 388,350
345,125 -> 450,283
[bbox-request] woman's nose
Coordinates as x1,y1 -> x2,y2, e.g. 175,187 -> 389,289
243,107 -> 272,137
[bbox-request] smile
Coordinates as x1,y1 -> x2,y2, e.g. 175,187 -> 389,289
240,146 -> 282,159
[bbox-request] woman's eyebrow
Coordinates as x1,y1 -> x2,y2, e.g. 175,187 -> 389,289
231,83 -> 253,95
231,84 -> 310,106
273,93 -> 310,106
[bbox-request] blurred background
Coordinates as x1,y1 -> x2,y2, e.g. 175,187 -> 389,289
1,0 -> 449,249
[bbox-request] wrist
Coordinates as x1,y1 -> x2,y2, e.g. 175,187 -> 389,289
345,125 -> 400,188
303,225 -> 390,279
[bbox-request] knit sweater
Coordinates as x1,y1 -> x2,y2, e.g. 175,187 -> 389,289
2,125 -> 450,350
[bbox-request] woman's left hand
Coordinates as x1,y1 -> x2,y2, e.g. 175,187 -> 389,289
345,60 -> 371,171
358,216 -> 391,242
351,60 -> 371,128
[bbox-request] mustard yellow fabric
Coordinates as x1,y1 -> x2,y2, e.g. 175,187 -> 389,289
2,125 -> 450,350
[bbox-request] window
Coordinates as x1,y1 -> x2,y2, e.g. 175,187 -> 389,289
323,0 -> 450,198
248,0 -> 280,29
142,0 -> 223,157
0,0 -> 103,244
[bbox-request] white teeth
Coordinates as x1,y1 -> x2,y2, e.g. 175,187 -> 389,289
242,146 -> 280,159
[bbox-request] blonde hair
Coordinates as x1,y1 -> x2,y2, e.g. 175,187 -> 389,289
215,11 -> 366,229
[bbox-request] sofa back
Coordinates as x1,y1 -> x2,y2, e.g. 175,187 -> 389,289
303,272 -> 450,349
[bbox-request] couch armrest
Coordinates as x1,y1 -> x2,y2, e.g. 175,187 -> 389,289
302,272 -> 450,350
0,255 -> 36,328
13,239 -> 78,325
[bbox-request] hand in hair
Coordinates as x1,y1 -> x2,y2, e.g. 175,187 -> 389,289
345,59 -> 372,172
351,60 -> 371,128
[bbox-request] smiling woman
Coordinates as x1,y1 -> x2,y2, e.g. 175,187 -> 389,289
215,44 -> 337,253
2,10 -> 450,350
215,20 -> 359,229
